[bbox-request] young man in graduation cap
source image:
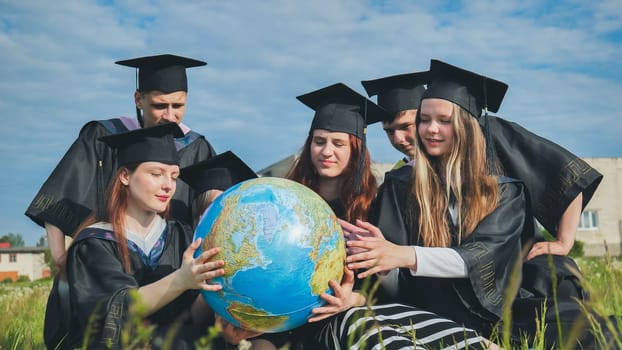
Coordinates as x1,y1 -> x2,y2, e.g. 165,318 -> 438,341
361,71 -> 429,169
25,54 -> 217,273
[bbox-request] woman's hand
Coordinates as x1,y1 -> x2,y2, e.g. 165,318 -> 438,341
215,314 -> 263,345
308,267 -> 365,323
340,218 -> 374,255
526,239 -> 573,260
344,220 -> 415,279
176,238 -> 225,292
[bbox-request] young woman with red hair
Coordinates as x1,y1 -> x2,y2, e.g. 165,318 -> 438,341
44,123 -> 225,350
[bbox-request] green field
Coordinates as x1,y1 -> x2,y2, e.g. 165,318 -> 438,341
1,256 -> 621,349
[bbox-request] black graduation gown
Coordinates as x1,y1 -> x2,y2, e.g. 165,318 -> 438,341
482,116 -> 606,338
370,171 -> 529,334
483,115 -> 603,238
370,171 -> 618,348
44,220 -> 199,349
25,118 -> 216,235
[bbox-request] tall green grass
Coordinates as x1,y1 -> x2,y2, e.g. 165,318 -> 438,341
0,279 -> 51,349
1,257 -> 621,349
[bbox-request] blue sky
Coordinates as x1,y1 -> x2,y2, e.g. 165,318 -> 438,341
1,0 -> 621,245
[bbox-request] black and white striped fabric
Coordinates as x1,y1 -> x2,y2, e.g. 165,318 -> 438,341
315,303 -> 487,350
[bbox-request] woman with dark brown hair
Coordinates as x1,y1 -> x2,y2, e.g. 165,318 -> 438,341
286,124 -> 376,224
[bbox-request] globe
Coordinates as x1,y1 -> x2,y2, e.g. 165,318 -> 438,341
193,177 -> 346,333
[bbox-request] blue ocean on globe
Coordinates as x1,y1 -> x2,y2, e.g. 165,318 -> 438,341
193,177 -> 345,333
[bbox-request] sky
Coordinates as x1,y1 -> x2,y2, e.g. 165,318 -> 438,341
1,0 -> 621,246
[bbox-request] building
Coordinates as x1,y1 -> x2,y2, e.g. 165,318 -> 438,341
578,158 -> 622,257
0,246 -> 51,282
258,155 -> 622,257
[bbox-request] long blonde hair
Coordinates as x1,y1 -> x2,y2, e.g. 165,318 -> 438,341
412,102 -> 499,247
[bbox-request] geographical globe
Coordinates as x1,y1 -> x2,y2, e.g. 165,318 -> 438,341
193,177 -> 346,333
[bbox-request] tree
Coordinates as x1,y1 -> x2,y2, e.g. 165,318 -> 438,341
0,232 -> 25,247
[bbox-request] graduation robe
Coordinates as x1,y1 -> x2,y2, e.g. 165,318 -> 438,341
482,115 -> 603,238
25,117 -> 216,235
370,169 -> 530,333
44,220 -> 199,349
384,115 -> 602,298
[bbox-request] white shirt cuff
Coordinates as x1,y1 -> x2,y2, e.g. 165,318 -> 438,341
409,246 -> 468,278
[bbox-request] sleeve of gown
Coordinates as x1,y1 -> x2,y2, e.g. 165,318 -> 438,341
200,136 -> 217,160
25,122 -> 113,235
452,181 -> 527,317
485,115 -> 603,237
67,238 -> 138,332
184,132 -> 217,165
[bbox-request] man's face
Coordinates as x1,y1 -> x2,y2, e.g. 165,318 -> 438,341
382,109 -> 417,159
136,90 -> 187,128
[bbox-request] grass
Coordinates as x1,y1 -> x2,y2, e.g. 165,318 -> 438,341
575,256 -> 622,315
0,279 -> 51,349
1,256 -> 621,349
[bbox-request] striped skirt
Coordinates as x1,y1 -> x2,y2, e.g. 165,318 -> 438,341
314,303 -> 487,350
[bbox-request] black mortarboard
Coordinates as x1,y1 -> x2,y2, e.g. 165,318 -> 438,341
361,71 -> 429,119
179,151 -> 257,196
115,54 -> 207,93
296,83 -> 390,138
99,123 -> 183,167
423,59 -> 508,118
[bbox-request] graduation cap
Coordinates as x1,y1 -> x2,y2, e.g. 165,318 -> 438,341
296,83 -> 390,138
99,123 -> 183,167
179,151 -> 257,196
115,54 -> 207,93
424,59 -> 508,118
361,71 -> 429,119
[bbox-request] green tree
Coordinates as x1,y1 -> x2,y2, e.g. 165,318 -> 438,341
0,233 -> 25,247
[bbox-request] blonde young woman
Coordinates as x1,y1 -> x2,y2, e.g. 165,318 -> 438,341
278,83 -> 494,350
344,60 -> 610,347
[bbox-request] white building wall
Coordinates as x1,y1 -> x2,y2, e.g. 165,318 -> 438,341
0,250 -> 48,281
580,158 -> 622,256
